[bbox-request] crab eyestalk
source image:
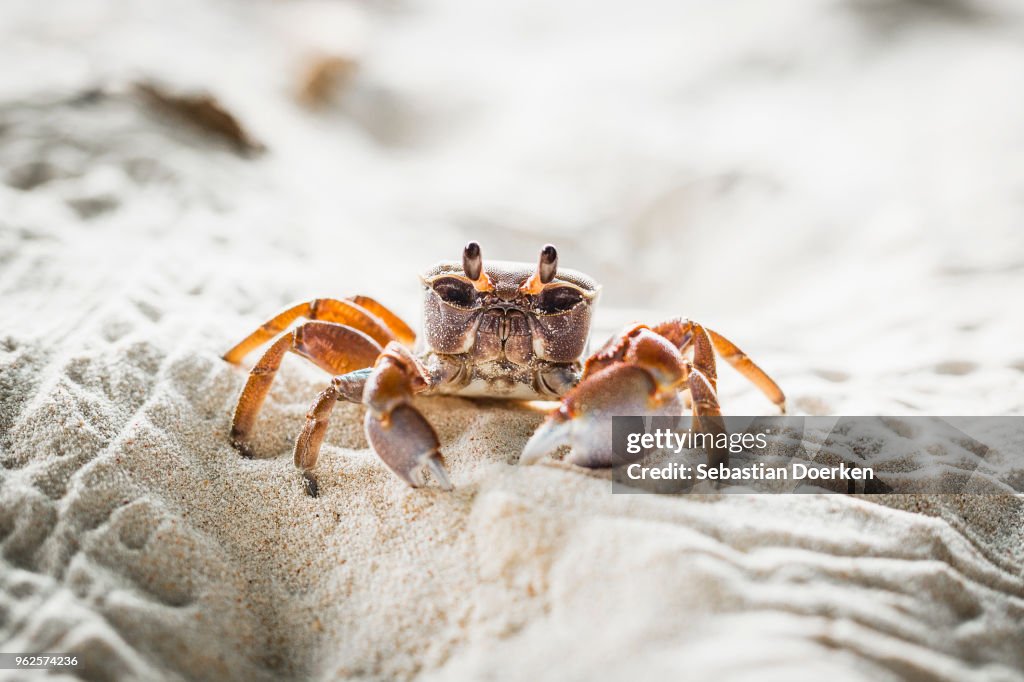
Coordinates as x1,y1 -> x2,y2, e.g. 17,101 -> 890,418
521,244 -> 558,295
462,241 -> 494,292
462,241 -> 482,280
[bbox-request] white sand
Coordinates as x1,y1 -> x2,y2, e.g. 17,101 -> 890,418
1,0 -> 1024,680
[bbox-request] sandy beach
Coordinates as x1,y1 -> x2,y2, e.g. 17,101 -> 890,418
1,0 -> 1024,680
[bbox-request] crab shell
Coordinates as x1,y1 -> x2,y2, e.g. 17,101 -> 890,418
417,260 -> 601,398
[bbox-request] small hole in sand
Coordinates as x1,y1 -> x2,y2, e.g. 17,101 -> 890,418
934,360 -> 977,376
66,195 -> 120,220
68,566 -> 94,599
792,396 -> 832,415
119,520 -> 154,550
5,161 -> 62,191
811,368 -> 849,383
7,579 -> 38,599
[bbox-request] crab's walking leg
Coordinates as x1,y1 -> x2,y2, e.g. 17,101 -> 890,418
223,296 -> 412,364
345,296 -> 416,346
293,343 -> 451,496
230,321 -> 382,457
705,329 -> 786,411
290,369 -> 372,497
685,322 -> 728,468
651,318 -> 785,410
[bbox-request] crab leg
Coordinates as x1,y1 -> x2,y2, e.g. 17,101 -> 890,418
293,386 -> 342,497
685,322 -> 728,467
230,321 -> 382,457
223,296 -> 411,364
345,296 -> 416,346
651,318 -> 785,410
292,343 -> 452,497
290,368 -> 374,497
705,328 -> 786,410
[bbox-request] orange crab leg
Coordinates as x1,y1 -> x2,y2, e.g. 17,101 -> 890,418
230,321 -> 382,458
684,327 -> 727,467
651,318 -> 785,410
705,328 -> 785,410
346,295 -> 416,346
223,297 -> 407,364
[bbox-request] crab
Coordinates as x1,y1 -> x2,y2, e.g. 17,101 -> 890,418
224,242 -> 786,496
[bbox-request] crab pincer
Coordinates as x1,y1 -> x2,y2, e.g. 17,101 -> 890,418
521,326 -> 689,467
522,320 -> 784,470
361,344 -> 453,490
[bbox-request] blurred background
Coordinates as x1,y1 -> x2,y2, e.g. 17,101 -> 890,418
2,0 -> 1023,413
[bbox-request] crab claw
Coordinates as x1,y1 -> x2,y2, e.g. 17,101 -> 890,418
519,414 -> 572,466
521,363 -> 682,468
357,343 -> 454,490
364,405 -> 453,490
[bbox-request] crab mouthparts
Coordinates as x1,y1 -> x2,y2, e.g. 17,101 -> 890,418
479,307 -> 531,344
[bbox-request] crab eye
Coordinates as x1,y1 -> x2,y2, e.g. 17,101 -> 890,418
432,276 -> 477,307
537,286 -> 583,314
